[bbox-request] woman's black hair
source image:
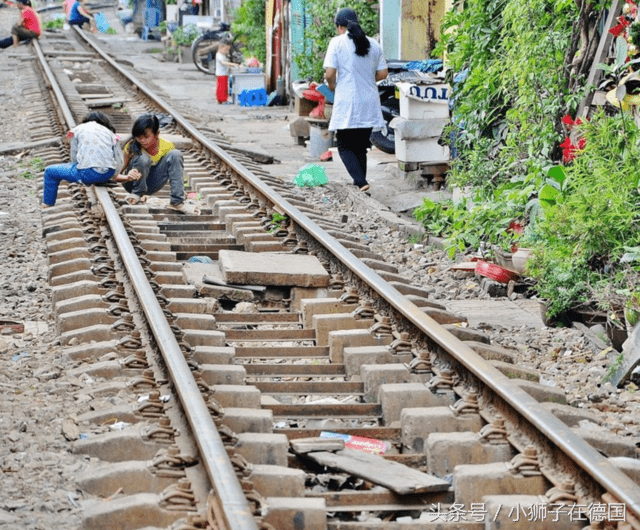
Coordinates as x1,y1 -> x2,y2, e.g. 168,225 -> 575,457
126,114 -> 160,155
335,8 -> 370,57
82,111 -> 115,133
347,20 -> 370,57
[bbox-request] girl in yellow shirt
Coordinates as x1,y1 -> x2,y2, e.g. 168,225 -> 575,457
122,114 -> 186,212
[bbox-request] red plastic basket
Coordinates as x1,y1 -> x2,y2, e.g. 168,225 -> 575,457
475,260 -> 520,284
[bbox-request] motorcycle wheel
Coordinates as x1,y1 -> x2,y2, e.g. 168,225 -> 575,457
191,35 -> 219,75
370,122 -> 395,154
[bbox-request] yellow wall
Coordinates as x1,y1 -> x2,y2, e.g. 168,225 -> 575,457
401,0 -> 449,59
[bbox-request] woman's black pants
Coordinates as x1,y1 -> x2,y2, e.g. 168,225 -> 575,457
336,127 -> 372,188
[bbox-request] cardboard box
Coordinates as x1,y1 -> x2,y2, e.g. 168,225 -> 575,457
294,95 -> 317,117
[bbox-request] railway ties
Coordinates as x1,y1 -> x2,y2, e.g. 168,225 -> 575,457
21,23 -> 640,530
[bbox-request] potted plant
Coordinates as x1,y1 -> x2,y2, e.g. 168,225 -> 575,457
171,23 -> 199,62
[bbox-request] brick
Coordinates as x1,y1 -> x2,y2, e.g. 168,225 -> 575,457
234,433 -> 289,466
453,462 -> 549,507
426,432 -> 514,477
402,407 -> 485,454
313,314 -> 373,346
211,384 -> 260,408
328,329 -> 392,364
300,298 -> 357,328
249,465 -> 306,498
379,383 -> 456,425
262,497 -> 326,530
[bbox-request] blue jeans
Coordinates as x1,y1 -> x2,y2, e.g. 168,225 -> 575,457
123,149 -> 185,205
43,163 -> 115,206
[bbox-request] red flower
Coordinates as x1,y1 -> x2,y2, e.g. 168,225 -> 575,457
562,115 -> 574,126
577,138 -> 586,149
610,23 -> 626,36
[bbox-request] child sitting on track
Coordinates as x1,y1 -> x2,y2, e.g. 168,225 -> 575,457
42,111 -> 140,207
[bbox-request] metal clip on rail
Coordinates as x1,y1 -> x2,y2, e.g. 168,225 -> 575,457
507,446 -> 542,477
478,417 -> 509,444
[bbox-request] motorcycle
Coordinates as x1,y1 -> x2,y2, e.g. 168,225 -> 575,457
190,21 -> 242,75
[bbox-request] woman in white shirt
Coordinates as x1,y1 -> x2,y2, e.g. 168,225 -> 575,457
323,8 -> 388,192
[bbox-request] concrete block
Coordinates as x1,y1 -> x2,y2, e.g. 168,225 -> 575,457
379,383 -> 456,425
571,427 -> 639,458
421,306 -> 468,325
45,227 -> 83,243
361,363 -> 417,401
329,329 -> 392,364
454,462 -> 549,507
64,340 -> 118,362
73,423 -> 166,462
51,269 -> 96,287
167,297 -> 218,314
484,495 -> 584,530
54,294 -> 108,315
466,340 -> 516,363
76,460 -> 175,496
57,308 -> 116,333
402,407 -> 485,454
138,239 -> 171,252
539,402 -> 600,427
174,313 -> 217,330
343,346 -> 411,378
48,257 -> 91,279
262,497 -> 326,530
221,407 -> 273,433
47,245 -> 91,264
247,240 -> 286,252
192,346 -> 235,365
182,329 -> 226,347
290,287 -> 331,311
490,360 -> 540,382
611,456 -> 640,483
300,298 -> 358,328
199,365 -> 247,386
312,314 -> 373,346
249,465 -> 306,498
81,493 -> 182,530
160,285 -> 197,298
514,380 -> 567,405
234,433 -> 289,466
212,384 -> 260,408
443,324 -> 490,343
219,250 -> 330,287
426,431 -> 514,477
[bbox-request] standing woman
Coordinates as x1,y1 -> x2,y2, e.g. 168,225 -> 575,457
323,7 -> 388,192
0,0 -> 41,49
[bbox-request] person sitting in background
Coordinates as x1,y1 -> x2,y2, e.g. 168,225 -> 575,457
68,0 -> 97,32
42,111 -> 139,207
0,0 -> 41,49
215,39 -> 240,104
121,114 -> 187,212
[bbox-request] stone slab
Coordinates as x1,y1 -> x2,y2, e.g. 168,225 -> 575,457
444,299 -> 544,329
219,250 -> 330,287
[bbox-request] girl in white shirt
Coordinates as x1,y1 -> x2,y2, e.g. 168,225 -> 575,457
323,8 -> 388,192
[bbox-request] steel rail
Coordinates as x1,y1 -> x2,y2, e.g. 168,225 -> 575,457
72,29 -> 640,518
32,37 -> 259,530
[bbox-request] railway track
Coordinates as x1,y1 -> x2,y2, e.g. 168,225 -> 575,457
11,20 -> 640,530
